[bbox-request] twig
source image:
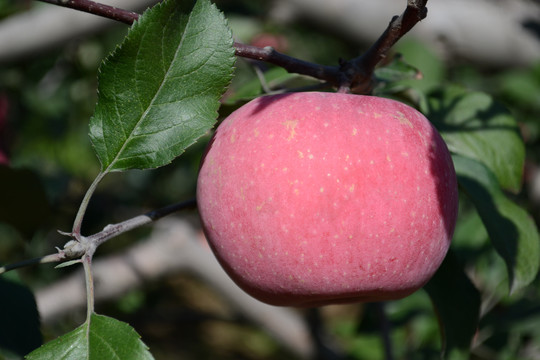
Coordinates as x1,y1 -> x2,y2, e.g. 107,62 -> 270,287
35,0 -> 429,93
88,198 -> 197,248
36,0 -> 139,25
233,42 -> 340,86
340,0 -> 429,93
0,199 -> 197,274
0,252 -> 67,275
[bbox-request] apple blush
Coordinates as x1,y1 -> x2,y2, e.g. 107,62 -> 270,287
196,92 -> 458,307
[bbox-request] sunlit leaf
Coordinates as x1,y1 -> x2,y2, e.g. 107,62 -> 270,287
89,0 -> 235,172
428,86 -> 525,192
26,314 -> 153,360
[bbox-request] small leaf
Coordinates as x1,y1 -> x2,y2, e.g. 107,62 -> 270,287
427,86 -> 525,192
374,53 -> 422,84
89,0 -> 235,172
424,250 -> 481,359
26,313 -> 154,360
225,67 -> 299,105
453,155 -> 540,292
0,278 -> 42,356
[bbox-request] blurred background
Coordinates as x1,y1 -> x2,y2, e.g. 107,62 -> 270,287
0,0 -> 539,359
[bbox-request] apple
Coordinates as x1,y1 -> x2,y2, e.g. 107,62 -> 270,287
197,92 -> 458,307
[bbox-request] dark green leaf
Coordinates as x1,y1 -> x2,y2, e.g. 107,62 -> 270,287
26,313 -> 153,360
453,155 -> 540,292
424,250 -> 481,359
372,54 -> 426,108
89,0 -> 235,172
374,53 -> 422,84
0,278 -> 41,356
225,67 -> 298,105
427,86 -> 525,192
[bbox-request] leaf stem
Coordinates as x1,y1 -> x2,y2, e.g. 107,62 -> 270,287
82,251 -> 96,321
71,171 -> 107,238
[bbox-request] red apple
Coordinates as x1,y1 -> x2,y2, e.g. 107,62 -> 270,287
197,92 -> 458,307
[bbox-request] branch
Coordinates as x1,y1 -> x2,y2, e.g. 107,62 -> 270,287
340,0 -> 428,93
0,199 -> 197,274
88,198 -> 197,248
36,0 -> 139,25
35,0 -> 429,93
0,252 -> 67,275
233,42 -> 340,86
361,0 -> 428,71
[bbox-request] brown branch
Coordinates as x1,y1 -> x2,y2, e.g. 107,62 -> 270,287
233,42 -> 341,86
362,0 -> 428,71
340,0 -> 429,93
35,0 -> 429,94
37,0 -> 139,25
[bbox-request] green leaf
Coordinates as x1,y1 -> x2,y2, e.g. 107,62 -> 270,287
374,53 -> 422,85
427,86 -> 525,192
0,278 -> 42,356
89,0 -> 235,172
26,313 -> 154,360
373,54 -> 426,108
453,155 -> 540,292
424,250 -> 481,359
225,67 -> 298,105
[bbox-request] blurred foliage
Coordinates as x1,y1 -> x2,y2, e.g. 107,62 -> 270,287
0,1 -> 539,359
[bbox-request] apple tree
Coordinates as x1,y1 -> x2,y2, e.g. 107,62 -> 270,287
0,0 -> 539,359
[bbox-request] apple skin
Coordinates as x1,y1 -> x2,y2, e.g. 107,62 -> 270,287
197,92 -> 458,307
